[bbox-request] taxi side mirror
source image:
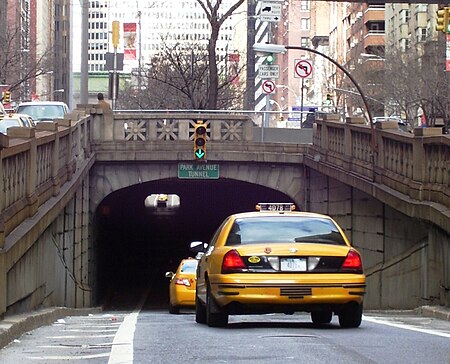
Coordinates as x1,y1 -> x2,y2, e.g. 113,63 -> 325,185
190,241 -> 207,253
165,271 -> 174,279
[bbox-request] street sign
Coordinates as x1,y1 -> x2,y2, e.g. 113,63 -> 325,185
262,80 -> 276,94
178,163 -> 219,179
258,64 -> 280,79
294,59 -> 312,78
260,1 -> 282,22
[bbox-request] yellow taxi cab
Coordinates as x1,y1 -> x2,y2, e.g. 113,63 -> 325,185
0,113 -> 36,134
165,258 -> 198,314
190,203 -> 366,327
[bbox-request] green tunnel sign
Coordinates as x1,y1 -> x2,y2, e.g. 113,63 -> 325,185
178,163 -> 219,179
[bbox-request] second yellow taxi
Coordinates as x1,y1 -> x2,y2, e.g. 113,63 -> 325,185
165,258 -> 198,314
191,203 -> 366,327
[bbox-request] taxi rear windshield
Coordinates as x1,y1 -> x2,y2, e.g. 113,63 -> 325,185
181,260 -> 198,273
225,216 -> 346,246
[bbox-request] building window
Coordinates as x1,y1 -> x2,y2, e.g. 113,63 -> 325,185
300,37 -> 309,47
416,27 -> 427,42
301,18 -> 310,30
400,9 -> 410,23
300,1 -> 309,11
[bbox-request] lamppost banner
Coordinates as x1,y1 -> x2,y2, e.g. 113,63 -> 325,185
123,23 -> 137,60
446,35 -> 450,72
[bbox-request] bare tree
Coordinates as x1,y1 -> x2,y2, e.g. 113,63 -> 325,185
195,0 -> 245,109
118,40 -> 245,110
350,39 -> 449,132
0,24 -> 54,103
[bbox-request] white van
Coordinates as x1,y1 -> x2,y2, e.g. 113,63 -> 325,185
16,101 -> 69,123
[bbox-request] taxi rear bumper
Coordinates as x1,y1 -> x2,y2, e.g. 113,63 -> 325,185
210,275 -> 365,313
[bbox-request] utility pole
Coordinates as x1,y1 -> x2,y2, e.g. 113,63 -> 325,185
111,20 -> 120,110
80,0 -> 89,104
136,3 -> 142,93
245,0 -> 256,111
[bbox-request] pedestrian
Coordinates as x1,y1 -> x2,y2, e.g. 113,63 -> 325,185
97,92 -> 111,111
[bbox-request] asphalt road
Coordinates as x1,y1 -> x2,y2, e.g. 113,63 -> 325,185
0,308 -> 449,364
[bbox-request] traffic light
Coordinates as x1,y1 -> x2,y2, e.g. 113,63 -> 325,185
193,120 -> 207,160
266,53 -> 274,64
436,7 -> 449,34
3,91 -> 10,103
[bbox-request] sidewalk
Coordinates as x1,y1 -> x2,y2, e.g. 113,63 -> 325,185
0,307 -> 102,349
0,305 -> 448,350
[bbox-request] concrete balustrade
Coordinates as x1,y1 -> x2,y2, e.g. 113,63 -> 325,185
312,116 -> 449,223
0,114 -> 91,248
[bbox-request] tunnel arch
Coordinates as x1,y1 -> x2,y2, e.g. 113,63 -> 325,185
92,175 -> 297,307
89,161 -> 306,214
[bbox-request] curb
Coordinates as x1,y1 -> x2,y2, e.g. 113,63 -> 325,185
416,305 -> 450,322
0,307 -> 102,350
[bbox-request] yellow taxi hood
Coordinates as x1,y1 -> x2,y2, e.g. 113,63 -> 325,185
226,243 -> 352,257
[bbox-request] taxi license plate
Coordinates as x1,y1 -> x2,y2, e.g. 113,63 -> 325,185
280,258 -> 306,271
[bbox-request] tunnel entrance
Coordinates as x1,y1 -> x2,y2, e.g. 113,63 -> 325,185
94,178 -> 293,309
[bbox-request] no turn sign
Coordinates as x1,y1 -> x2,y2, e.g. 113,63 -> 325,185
262,80 -> 276,94
294,59 -> 312,78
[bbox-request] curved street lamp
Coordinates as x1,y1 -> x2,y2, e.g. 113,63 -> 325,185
253,43 -> 377,154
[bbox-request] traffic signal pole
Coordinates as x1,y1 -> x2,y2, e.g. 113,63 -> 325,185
111,21 -> 120,110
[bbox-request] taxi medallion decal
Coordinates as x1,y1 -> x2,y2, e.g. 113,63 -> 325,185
248,256 -> 261,264
264,247 -> 272,254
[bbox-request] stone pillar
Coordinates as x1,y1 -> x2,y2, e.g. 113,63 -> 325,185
0,253 -> 5,318
74,185 -> 83,308
81,177 -> 92,306
26,137 -> 39,217
52,126 -> 61,196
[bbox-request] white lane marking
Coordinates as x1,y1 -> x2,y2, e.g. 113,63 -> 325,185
27,352 -> 110,360
63,329 -> 118,333
363,316 -> 450,338
108,290 -> 149,364
46,334 -> 115,339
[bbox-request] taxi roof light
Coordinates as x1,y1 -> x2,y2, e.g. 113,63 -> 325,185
256,203 -> 296,212
222,249 -> 246,273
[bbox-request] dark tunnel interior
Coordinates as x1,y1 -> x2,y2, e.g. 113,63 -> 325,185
94,178 -> 293,309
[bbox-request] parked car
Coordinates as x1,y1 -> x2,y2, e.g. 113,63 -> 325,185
165,258 -> 198,314
16,101 -> 69,123
0,113 -> 36,134
373,116 -> 410,133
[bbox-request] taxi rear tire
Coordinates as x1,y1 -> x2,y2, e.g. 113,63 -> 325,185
311,310 -> 332,324
169,303 -> 179,314
195,294 -> 207,324
206,284 -> 228,327
338,302 -> 362,328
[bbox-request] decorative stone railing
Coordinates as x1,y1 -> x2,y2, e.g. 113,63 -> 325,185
312,115 -> 449,219
0,113 -> 91,248
90,110 -> 254,143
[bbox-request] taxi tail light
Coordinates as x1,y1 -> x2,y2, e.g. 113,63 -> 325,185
222,249 -> 247,273
175,278 -> 191,287
341,249 -> 363,273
